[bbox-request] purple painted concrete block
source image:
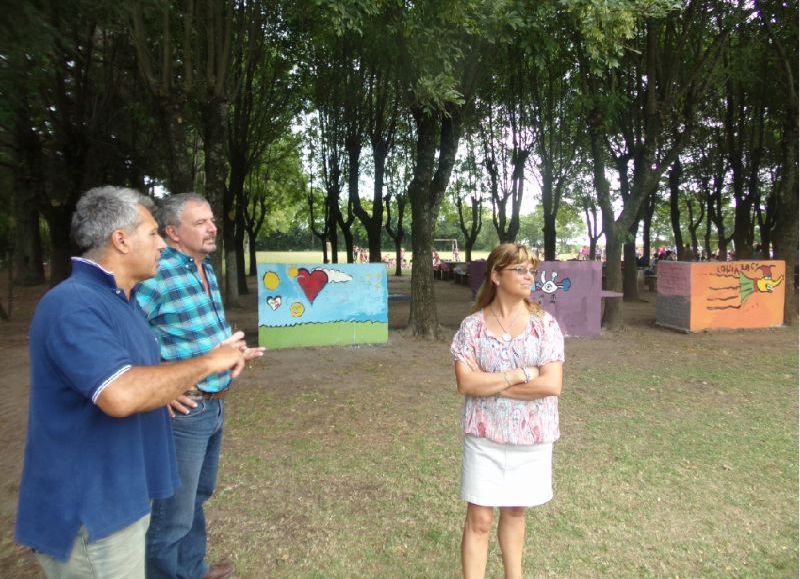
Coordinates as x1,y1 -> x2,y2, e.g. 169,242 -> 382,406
467,260 -> 605,337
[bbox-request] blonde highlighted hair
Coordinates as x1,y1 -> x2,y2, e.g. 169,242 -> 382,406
472,243 -> 542,314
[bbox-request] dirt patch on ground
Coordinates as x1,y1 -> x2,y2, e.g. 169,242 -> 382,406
0,271 -> 795,576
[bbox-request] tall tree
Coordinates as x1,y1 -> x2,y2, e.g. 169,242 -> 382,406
400,0 -> 491,338
721,35 -> 768,260
384,124 -> 413,276
577,2 -> 729,327
528,14 -> 582,261
5,0 -> 146,283
477,98 -> 529,244
668,159 -> 686,259
130,1 -> 199,193
227,0 -> 300,292
132,0 -> 237,302
358,56 -> 401,263
452,146 -> 484,263
242,138 -> 306,275
756,0 -> 798,323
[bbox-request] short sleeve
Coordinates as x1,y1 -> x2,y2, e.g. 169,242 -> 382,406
45,307 -> 135,403
538,313 -> 565,364
450,315 -> 480,370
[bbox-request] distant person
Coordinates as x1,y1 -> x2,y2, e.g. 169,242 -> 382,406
15,187 -> 244,578
137,193 -> 264,579
450,243 -> 564,579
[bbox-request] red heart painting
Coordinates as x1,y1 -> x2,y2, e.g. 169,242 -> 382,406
296,268 -> 328,303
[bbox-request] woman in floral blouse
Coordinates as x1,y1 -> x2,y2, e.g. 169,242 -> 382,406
451,243 -> 564,579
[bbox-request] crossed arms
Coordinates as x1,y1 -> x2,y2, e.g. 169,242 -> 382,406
454,359 -> 563,401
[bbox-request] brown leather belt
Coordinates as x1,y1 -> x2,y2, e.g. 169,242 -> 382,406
183,389 -> 228,401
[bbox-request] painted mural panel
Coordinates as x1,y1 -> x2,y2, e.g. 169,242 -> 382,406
691,260 -> 785,331
468,260 -> 604,337
257,263 -> 388,349
656,260 -> 785,332
530,262 -> 603,337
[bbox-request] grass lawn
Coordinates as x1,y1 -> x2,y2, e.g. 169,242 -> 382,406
206,306 -> 798,577
1,274 -> 796,578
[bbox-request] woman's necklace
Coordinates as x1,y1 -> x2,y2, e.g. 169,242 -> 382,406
491,307 -> 517,342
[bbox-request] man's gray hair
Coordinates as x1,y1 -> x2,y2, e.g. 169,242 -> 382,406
71,186 -> 154,255
156,192 -> 210,236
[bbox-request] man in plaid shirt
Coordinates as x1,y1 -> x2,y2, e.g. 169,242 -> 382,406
137,193 -> 264,579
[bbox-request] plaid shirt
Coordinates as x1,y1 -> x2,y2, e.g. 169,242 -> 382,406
136,247 -> 232,393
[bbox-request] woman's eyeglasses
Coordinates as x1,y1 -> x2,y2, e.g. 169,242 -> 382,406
503,266 -> 537,276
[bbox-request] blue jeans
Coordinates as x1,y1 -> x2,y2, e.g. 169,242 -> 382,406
146,398 -> 224,579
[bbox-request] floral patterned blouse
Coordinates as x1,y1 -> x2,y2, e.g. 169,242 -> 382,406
450,308 -> 565,446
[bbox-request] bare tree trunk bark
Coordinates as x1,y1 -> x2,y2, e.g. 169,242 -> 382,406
408,107 -> 462,338
669,159 -> 686,259
772,109 -> 798,325
204,100 -> 236,306
13,179 -> 45,286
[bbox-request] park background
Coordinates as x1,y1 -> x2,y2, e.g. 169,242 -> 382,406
0,0 -> 796,334
0,0 -> 798,577
0,261 -> 796,577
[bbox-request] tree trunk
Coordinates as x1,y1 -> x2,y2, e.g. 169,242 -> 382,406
385,193 -> 406,277
228,151 -> 250,295
541,166 -> 557,261
704,191 -> 714,259
669,160 -> 685,259
338,205 -> 355,263
159,106 -> 196,194
642,191 -> 656,266
772,109 -> 798,324
408,107 -> 462,338
756,0 -> 797,322
203,100 -> 235,306
325,194 -> 339,264
46,208 -> 74,286
731,176 -> 754,259
248,229 -> 258,277
408,113 -> 439,337
543,213 -> 557,262
583,200 -> 600,261
235,192 -> 248,295
623,218 -> 640,301
13,104 -> 47,285
457,195 -> 481,264
589,127 -> 624,329
12,179 -> 45,286
603,235 -> 624,327
366,147 -> 387,263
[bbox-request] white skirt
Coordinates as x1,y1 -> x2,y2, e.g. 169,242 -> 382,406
460,435 -> 554,507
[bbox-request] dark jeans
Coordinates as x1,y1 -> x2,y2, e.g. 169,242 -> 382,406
146,398 -> 224,579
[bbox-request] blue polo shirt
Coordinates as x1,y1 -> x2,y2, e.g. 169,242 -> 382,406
16,258 -> 179,561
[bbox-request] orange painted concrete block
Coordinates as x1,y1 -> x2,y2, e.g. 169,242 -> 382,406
656,260 -> 786,332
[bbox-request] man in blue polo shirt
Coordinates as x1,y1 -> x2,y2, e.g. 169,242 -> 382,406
16,186 -> 246,579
